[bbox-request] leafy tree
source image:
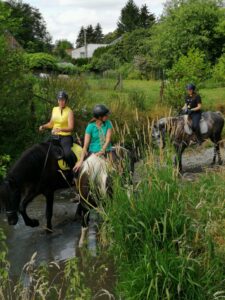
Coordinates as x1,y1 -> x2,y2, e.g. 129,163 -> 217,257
24,52 -> 58,71
102,30 -> 118,44
165,49 -> 210,108
94,23 -> 104,43
54,39 -> 73,60
0,0 -> 19,34
151,0 -> 225,69
117,0 -> 140,34
139,4 -> 155,29
212,52 -> 225,83
3,0 -> 52,52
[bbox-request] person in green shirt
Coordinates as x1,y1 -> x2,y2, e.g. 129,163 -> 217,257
73,104 -> 113,172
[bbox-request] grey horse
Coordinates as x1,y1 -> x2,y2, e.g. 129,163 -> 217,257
152,111 -> 224,172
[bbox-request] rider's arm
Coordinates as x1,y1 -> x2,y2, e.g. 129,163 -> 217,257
191,103 -> 202,112
74,133 -> 91,171
39,117 -> 53,131
101,128 -> 112,152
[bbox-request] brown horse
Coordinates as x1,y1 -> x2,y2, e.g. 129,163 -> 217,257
152,111 -> 224,172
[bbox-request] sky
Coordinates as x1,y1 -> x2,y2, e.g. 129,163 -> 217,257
23,0 -> 165,46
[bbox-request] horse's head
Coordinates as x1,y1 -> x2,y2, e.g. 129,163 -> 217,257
0,179 -> 20,225
152,118 -> 167,148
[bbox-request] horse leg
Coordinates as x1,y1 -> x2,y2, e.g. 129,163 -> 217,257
174,143 -> 186,173
78,206 -> 90,248
19,192 -> 40,227
44,191 -> 54,232
214,142 -> 223,165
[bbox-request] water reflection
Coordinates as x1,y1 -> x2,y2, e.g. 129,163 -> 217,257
0,190 -> 96,278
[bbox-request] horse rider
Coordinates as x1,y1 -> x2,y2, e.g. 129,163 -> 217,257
39,90 -> 76,168
73,104 -> 113,172
182,83 -> 203,144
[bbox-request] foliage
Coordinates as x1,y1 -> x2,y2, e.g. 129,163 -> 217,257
103,160 -> 225,299
165,49 -> 211,108
0,155 -> 10,181
0,229 -> 9,290
0,39 -> 39,157
91,28 -> 153,74
72,57 -> 89,66
0,0 -> 19,34
117,0 -> 155,34
56,62 -> 79,75
150,0 -> 225,69
24,52 -> 58,71
54,39 -> 73,60
212,52 -> 225,83
3,0 -> 52,52
64,258 -> 91,299
76,23 -> 104,48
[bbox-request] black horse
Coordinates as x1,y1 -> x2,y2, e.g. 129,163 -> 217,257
0,141 -> 133,243
0,141 -> 76,230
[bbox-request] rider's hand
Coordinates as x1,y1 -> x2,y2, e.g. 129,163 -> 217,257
187,109 -> 192,116
39,125 -> 44,132
73,161 -> 82,172
52,128 -> 61,134
95,150 -> 105,157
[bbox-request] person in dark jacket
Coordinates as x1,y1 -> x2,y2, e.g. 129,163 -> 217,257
182,83 -> 203,144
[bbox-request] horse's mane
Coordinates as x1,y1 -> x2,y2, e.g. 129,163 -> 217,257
7,142 -> 51,185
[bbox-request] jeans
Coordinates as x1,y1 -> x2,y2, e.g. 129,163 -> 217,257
191,112 -> 202,138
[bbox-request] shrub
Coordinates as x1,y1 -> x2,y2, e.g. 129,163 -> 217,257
212,53 -> 225,84
165,49 -> 211,108
24,52 -> 58,71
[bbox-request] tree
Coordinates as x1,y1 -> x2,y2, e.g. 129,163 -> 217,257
139,4 -> 155,29
54,39 -> 73,59
117,0 -> 140,34
94,23 -> 104,43
76,26 -> 85,48
150,0 -> 225,69
3,0 -> 52,52
86,25 -> 95,43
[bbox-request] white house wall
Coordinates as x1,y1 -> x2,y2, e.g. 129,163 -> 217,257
72,44 -> 108,59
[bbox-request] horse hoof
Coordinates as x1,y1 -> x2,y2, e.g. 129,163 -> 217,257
218,160 -> 223,166
30,219 -> 39,227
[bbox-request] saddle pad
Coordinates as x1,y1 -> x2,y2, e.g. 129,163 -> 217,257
58,143 -> 82,171
200,119 -> 208,134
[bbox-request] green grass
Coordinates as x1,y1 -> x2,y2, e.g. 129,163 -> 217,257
101,158 -> 225,299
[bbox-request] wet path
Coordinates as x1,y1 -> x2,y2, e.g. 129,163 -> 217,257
0,190 -> 97,278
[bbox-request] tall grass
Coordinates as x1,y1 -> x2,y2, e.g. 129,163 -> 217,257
102,155 -> 225,299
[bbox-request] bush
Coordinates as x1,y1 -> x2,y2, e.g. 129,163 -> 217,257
165,49 -> 211,108
72,57 -> 89,67
212,53 -> 225,84
56,62 -> 79,74
24,52 -> 58,71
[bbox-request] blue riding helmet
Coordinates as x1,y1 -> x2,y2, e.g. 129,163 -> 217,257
57,90 -> 68,101
186,83 -> 196,91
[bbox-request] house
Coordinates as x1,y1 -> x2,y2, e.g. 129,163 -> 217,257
71,43 -> 108,59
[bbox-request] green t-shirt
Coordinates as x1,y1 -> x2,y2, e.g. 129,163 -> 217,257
85,120 -> 113,153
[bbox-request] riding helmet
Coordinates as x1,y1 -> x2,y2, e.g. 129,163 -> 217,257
93,104 -> 110,118
186,83 -> 196,91
57,90 -> 68,101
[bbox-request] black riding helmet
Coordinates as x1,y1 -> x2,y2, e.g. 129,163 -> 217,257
186,83 -> 196,91
93,104 -> 110,118
57,90 -> 68,101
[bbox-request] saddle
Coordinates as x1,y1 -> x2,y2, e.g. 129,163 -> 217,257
183,115 -> 208,135
50,137 -> 82,171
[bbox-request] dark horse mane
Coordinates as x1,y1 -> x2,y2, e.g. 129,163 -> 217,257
6,142 -> 51,186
